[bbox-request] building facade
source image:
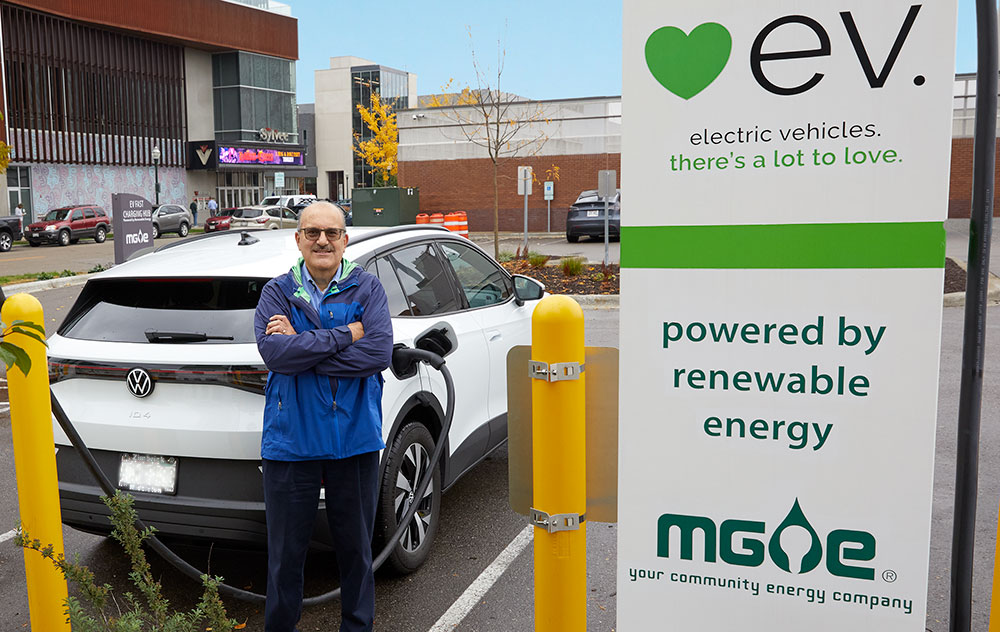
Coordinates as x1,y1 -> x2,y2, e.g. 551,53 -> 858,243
311,56 -> 416,201
1,0 -> 300,221
397,96 -> 621,232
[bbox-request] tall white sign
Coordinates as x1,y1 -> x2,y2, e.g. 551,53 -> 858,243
618,2 -> 956,630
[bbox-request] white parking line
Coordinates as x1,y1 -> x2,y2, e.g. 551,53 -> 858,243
0,404 -> 9,414
0,529 -> 16,544
429,526 -> 533,631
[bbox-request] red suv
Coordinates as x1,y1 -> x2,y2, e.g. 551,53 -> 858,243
26,205 -> 111,247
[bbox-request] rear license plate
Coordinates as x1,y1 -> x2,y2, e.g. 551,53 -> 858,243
32,232 -> 39,237
587,210 -> 599,217
119,454 -> 178,495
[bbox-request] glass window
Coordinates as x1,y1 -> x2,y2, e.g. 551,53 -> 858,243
267,208 -> 280,217
71,209 -> 84,221
369,257 -> 411,317
282,209 -> 296,220
61,278 -> 266,344
84,208 -> 95,219
438,241 -> 512,308
387,244 -> 461,316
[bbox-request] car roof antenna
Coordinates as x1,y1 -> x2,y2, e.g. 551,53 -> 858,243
237,231 -> 259,246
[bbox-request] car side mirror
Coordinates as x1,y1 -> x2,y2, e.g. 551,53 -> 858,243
512,274 -> 545,306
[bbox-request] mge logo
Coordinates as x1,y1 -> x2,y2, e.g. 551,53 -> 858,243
646,5 -> 922,99
657,499 -> 876,580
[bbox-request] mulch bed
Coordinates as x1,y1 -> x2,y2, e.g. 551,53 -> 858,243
503,257 -> 967,296
945,257 -> 967,294
503,260 -> 620,295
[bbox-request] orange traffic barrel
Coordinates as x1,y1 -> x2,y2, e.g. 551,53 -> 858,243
429,213 -> 445,227
444,211 -> 469,239
416,213 -> 430,224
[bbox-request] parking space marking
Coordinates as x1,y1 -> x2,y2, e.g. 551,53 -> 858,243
0,529 -> 16,544
0,255 -> 44,263
0,404 -> 8,414
428,526 -> 533,631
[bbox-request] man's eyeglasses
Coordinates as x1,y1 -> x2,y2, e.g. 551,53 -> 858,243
300,227 -> 346,241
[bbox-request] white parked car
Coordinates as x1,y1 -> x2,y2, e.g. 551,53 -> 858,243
229,205 -> 298,230
47,225 -> 544,572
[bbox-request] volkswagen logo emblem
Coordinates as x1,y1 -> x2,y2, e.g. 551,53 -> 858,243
126,367 -> 154,399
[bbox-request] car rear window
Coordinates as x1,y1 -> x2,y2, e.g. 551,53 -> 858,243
238,208 -> 263,218
59,278 -> 267,344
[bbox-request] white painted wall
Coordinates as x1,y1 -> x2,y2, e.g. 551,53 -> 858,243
314,56 -> 373,199
398,96 -> 623,162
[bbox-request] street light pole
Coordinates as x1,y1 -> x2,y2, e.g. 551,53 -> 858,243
151,146 -> 161,206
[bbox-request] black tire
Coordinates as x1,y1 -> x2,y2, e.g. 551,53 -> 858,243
0,230 -> 12,252
566,233 -> 579,243
178,222 -> 189,237
94,225 -> 107,243
58,230 -> 71,246
152,223 -> 161,239
377,422 -> 441,574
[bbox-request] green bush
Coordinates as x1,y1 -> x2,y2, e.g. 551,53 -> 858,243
17,491 -> 237,632
35,271 -> 54,280
497,250 -> 514,263
560,257 -> 584,276
89,263 -> 109,274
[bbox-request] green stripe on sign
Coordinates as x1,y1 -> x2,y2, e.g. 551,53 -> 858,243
620,222 -> 945,269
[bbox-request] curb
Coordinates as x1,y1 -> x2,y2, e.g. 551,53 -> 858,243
943,258 -> 1000,308
569,294 -> 619,309
2,273 -> 94,296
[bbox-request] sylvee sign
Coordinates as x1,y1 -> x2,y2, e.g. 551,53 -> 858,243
619,1 -> 955,630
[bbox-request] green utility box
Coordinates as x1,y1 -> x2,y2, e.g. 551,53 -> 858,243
351,187 -> 420,226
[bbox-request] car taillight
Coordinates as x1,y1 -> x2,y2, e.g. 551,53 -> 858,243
48,360 -> 268,394
255,217 -> 267,223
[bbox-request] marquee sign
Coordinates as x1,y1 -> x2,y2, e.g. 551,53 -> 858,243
217,145 -> 304,167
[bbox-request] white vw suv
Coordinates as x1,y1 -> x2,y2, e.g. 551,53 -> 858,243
47,225 -> 544,572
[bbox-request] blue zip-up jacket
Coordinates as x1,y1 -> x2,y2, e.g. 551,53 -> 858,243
254,258 -> 393,461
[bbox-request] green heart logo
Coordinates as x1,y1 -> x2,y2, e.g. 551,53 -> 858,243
645,23 -> 732,99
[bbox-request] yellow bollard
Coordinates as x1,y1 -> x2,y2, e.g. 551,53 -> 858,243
990,501 -> 1000,632
531,295 -> 586,631
2,293 -> 70,631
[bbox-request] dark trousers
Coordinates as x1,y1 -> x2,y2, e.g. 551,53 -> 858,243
263,452 -> 380,632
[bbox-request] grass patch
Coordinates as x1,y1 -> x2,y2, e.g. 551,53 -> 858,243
527,252 -> 551,268
560,257 -> 584,276
0,269 -> 85,285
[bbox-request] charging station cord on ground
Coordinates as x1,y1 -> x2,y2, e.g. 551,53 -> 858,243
49,347 -> 454,606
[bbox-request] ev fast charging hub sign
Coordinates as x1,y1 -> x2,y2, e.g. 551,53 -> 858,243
618,2 -> 956,630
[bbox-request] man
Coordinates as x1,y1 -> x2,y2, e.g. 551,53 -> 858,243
207,196 -> 218,216
189,199 -> 198,226
254,202 -> 392,632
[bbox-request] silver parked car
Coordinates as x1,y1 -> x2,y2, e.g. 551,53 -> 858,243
229,205 -> 297,230
152,204 -> 194,238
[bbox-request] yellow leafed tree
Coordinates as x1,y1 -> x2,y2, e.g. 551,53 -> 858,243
354,92 -> 398,187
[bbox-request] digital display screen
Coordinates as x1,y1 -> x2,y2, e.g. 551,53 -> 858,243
218,146 -> 304,166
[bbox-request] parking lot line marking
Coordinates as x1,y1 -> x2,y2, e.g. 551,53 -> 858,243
428,526 -> 533,631
0,255 -> 44,263
0,529 -> 16,544
0,404 -> 8,414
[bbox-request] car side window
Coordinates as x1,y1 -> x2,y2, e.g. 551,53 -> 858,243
387,243 -> 462,316
438,241 -> 512,309
368,257 -> 412,317
282,209 -> 296,220
84,208 -> 95,219
96,208 -> 106,217
71,209 -> 84,221
267,208 -> 280,218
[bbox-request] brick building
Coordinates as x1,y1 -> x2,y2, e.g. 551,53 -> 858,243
398,96 -> 620,233
399,75 -> 998,231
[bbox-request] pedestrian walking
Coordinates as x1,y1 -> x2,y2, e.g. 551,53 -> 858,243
254,201 -> 392,632
207,196 -> 218,216
13,202 -> 25,228
189,199 -> 198,226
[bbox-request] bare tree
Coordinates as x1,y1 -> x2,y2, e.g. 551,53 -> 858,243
426,31 -> 550,258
